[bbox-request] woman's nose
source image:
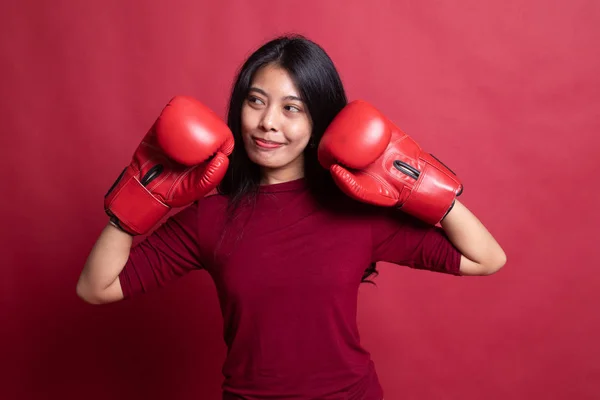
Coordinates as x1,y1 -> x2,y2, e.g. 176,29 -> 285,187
259,107 -> 279,131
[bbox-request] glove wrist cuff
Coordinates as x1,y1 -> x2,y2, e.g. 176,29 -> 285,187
104,177 -> 170,235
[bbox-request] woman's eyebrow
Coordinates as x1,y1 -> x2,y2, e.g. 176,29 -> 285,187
249,87 -> 303,102
282,95 -> 303,102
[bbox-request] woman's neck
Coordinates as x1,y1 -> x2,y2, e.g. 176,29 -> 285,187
259,168 -> 304,186
259,155 -> 306,185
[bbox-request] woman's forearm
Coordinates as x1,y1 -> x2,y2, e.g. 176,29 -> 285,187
76,222 -> 133,303
440,199 -> 507,275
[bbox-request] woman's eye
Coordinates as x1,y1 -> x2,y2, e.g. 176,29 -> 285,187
248,96 -> 264,105
285,105 -> 301,113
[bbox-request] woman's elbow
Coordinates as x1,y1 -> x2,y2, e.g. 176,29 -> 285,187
483,250 -> 507,275
460,250 -> 507,276
76,280 -> 122,305
76,283 -> 97,304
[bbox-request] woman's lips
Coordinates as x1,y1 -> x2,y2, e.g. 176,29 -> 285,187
253,137 -> 284,149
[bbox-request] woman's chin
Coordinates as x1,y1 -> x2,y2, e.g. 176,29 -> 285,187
245,145 -> 305,173
247,151 -> 283,169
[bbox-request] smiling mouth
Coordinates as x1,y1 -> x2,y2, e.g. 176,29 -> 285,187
253,137 -> 284,149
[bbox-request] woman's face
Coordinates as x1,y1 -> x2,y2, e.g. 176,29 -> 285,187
241,64 -> 313,184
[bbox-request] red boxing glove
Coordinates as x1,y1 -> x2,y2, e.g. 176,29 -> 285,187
318,100 -> 462,225
104,96 -> 234,235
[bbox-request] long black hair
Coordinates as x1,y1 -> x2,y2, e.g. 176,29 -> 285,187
218,34 -> 378,284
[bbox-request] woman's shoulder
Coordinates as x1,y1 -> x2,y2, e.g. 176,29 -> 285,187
195,190 -> 229,210
321,190 -> 429,231
318,187 -> 386,220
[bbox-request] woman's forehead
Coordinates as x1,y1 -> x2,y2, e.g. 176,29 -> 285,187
251,65 -> 301,99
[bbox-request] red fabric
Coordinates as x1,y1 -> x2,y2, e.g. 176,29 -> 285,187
120,179 -> 460,398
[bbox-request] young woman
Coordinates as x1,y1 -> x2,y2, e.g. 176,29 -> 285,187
78,35 -> 506,400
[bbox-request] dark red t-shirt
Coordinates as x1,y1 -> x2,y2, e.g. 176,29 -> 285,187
119,178 -> 462,399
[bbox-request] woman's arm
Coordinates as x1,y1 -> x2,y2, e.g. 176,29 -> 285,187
76,222 -> 132,304
440,200 -> 507,276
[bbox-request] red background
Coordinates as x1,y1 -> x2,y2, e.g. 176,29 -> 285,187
2,1 -> 599,399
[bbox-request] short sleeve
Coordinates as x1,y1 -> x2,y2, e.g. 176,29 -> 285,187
371,209 -> 462,276
119,202 -> 203,298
